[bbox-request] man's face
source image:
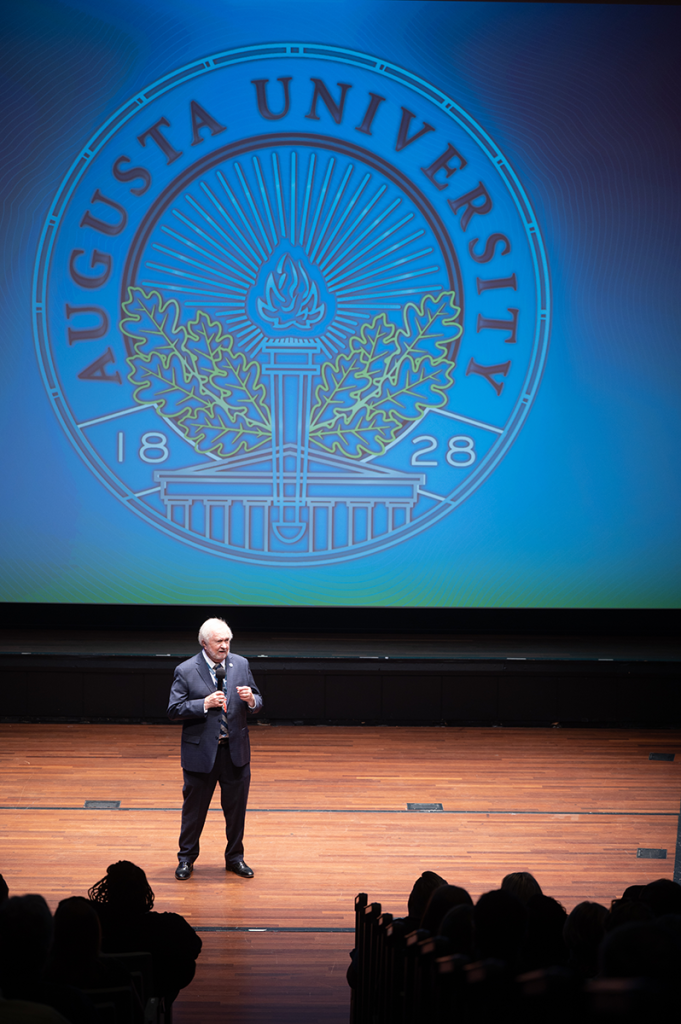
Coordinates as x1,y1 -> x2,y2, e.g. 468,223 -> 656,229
202,629 -> 231,664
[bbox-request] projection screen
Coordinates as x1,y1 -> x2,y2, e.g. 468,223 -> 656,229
1,1 -> 679,608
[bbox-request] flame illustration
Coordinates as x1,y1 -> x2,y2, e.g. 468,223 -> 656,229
257,253 -> 326,331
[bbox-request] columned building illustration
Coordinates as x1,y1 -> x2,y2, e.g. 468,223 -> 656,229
154,446 -> 424,555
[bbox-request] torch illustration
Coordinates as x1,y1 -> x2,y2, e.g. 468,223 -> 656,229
257,251 -> 326,544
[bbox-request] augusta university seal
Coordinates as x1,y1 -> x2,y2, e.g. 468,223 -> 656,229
34,44 -> 550,564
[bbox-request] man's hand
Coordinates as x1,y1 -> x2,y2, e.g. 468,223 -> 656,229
204,691 -> 226,711
236,686 -> 256,708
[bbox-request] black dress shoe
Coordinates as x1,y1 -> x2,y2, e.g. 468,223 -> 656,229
175,860 -> 193,880
226,859 -> 254,878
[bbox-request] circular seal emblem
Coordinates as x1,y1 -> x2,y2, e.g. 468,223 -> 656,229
34,44 -> 550,565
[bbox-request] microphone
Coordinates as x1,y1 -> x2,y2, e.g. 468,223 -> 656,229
215,664 -> 226,708
206,663 -> 225,712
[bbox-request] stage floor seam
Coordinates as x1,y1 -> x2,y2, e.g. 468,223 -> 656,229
0,805 -> 677,817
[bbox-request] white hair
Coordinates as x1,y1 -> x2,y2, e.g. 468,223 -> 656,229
198,617 -> 233,645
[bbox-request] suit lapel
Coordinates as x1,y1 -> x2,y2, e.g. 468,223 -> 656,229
194,652 -> 214,696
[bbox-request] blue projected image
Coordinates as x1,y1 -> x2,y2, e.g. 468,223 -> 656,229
1,1 -> 680,608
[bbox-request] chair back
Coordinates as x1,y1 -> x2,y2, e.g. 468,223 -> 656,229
83,985 -> 134,1024
463,958 -> 516,1024
402,929 -> 429,1024
373,912 -> 393,1024
411,936 -> 452,1024
516,967 -> 581,1024
585,977 -> 668,1022
382,917 -> 410,1024
100,951 -> 155,1023
432,953 -> 469,1024
357,900 -> 382,1023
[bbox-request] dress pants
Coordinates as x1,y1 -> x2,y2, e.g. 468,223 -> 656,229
178,742 -> 251,864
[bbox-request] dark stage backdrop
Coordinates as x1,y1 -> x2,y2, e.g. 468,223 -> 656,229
1,1 -> 680,611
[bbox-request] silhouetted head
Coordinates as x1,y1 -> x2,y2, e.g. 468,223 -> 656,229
439,903 -> 475,956
0,875 -> 8,905
53,895 -> 102,960
606,898 -> 654,932
600,920 -> 679,981
639,879 -> 681,918
421,885 -> 473,934
88,860 -> 154,914
0,894 -> 53,996
618,884 -> 645,904
524,893 -> 568,969
474,889 -> 528,967
407,871 -> 447,923
501,871 -> 542,905
563,901 -> 608,978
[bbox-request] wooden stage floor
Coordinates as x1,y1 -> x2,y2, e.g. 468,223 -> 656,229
1,724 -> 680,1022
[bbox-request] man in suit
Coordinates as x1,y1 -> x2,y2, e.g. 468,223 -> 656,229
168,617 -> 263,881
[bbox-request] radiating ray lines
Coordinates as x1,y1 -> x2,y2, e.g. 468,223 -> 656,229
140,144 -> 447,347
157,226 -> 253,284
320,184 -> 389,271
309,163 -> 354,264
289,151 -> 297,246
303,157 -> 335,257
325,226 -> 425,287
250,157 -> 278,252
298,152 -> 316,249
272,152 -> 287,241
193,187 -> 261,268
170,207 -> 258,273
217,171 -> 269,262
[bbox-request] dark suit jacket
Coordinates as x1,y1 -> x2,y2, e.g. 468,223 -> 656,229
167,651 -> 263,771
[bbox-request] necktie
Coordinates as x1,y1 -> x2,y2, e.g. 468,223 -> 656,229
215,663 -> 229,740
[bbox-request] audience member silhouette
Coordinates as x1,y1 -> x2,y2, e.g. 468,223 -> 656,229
619,884 -> 645,902
88,860 -> 201,1003
606,896 -> 654,932
403,870 -> 448,932
563,900 -> 608,979
473,889 -> 528,969
438,903 -> 474,957
420,884 -> 472,935
0,895 -> 52,1001
47,897 -> 129,992
350,869 -> 681,1016
654,912 -> 681,977
0,895 -> 96,1023
600,918 -> 681,982
639,878 -> 681,917
521,893 -> 568,971
4,856 -> 678,1023
500,870 -> 542,905
347,869 -> 448,989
